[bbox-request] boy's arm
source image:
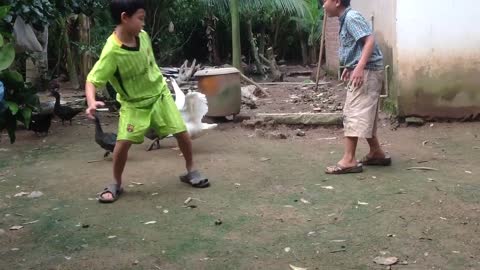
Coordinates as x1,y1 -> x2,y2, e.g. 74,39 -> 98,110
350,35 -> 375,87
85,47 -> 116,119
85,82 -> 105,119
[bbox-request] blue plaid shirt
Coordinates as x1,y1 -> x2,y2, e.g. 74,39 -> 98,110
0,81 -> 5,113
339,7 -> 383,70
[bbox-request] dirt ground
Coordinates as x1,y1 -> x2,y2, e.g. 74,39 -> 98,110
1,83 -> 480,270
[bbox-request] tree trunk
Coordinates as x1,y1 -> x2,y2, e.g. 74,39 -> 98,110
60,18 -> 79,89
247,19 -> 265,75
205,13 -> 221,65
258,24 -> 266,56
26,25 -> 48,89
230,0 -> 242,71
297,24 -> 309,66
78,14 -> 92,84
273,17 -> 281,52
310,45 -> 318,66
260,47 -> 283,82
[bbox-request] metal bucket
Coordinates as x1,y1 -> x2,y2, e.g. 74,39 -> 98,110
194,67 -> 241,117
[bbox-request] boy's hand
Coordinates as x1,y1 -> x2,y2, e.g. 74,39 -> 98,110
350,66 -> 365,88
85,101 -> 105,119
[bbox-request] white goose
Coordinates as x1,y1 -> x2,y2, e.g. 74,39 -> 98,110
145,79 -> 218,151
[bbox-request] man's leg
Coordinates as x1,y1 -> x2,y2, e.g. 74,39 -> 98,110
100,140 -> 132,201
366,136 -> 387,159
339,136 -> 359,167
325,136 -> 361,174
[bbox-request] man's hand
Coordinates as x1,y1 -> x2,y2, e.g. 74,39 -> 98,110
85,101 -> 105,119
350,66 -> 365,88
341,69 -> 351,81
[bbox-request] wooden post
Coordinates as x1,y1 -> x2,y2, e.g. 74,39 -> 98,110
314,16 -> 328,91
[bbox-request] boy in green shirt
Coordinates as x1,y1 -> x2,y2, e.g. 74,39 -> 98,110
85,0 -> 210,203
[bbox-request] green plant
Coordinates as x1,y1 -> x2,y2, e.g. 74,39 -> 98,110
0,4 -> 40,143
8,0 -> 55,31
199,0 -> 308,70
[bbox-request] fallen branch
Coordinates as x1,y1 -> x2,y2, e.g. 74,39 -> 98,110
315,16 -> 328,91
406,167 -> 439,171
178,59 -> 200,84
258,82 -> 328,86
256,112 -> 342,126
87,159 -> 104,164
240,73 -> 269,97
287,71 -> 313,77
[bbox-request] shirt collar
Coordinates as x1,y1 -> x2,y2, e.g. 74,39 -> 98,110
339,7 -> 352,23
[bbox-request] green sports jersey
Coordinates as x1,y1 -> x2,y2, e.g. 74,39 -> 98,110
87,30 -> 167,107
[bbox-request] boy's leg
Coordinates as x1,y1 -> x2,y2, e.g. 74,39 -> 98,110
174,131 -> 209,187
152,91 -> 209,187
98,102 -> 147,202
100,140 -> 132,201
174,131 -> 194,172
113,140 -> 132,186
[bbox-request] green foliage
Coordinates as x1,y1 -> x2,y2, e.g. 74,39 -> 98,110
0,43 -> 14,70
0,4 -> 39,143
292,0 -> 323,46
200,0 -> 307,17
144,0 -> 205,63
71,0 -> 113,59
8,0 -> 55,31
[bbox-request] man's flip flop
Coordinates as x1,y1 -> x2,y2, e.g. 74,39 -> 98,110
98,183 -> 124,203
359,155 -> 392,166
180,170 -> 210,188
325,163 -> 363,175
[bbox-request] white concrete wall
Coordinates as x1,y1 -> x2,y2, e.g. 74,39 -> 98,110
327,0 -> 480,118
395,0 -> 480,118
327,1 -> 397,74
351,0 -> 396,57
349,0 -> 397,111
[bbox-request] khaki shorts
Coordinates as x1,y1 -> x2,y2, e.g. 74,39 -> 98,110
343,70 -> 384,139
117,91 -> 187,144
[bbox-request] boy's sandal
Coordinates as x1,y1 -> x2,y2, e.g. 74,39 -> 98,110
180,170 -> 210,188
325,163 -> 363,175
98,184 -> 124,203
359,155 -> 392,166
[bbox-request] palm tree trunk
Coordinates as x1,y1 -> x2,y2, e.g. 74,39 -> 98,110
230,0 -> 242,71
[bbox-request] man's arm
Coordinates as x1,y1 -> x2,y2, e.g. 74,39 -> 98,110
357,35 -> 375,70
350,35 -> 375,87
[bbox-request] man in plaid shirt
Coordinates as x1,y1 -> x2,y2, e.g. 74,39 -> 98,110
323,0 -> 391,174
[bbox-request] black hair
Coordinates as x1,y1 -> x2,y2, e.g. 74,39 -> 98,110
319,0 -> 351,7
341,0 -> 351,7
110,0 -> 145,25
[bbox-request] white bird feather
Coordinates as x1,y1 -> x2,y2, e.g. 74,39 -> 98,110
171,79 -> 217,139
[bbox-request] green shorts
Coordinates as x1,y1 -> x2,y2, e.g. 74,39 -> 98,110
117,91 -> 187,144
